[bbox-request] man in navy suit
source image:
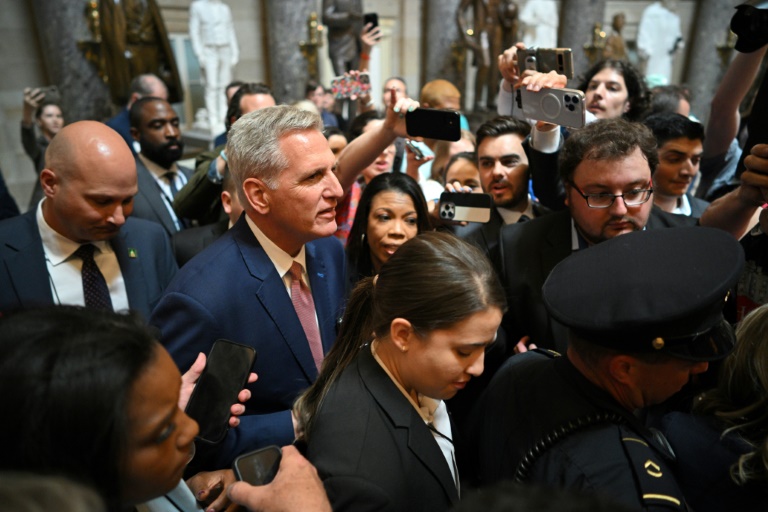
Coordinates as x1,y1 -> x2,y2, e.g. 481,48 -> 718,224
129,97 -> 193,236
0,121 -> 178,320
151,98 -> 418,468
150,105 -> 347,468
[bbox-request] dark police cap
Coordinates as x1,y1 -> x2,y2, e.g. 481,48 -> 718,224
543,227 -> 744,361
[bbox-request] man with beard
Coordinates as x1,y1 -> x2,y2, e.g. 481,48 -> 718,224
453,116 -> 549,265
129,97 -> 193,236
0,121 -> 177,319
497,118 -> 768,354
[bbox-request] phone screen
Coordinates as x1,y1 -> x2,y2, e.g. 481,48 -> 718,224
363,12 -> 379,30
233,446 -> 282,485
405,108 -> 461,141
331,73 -> 371,99
184,339 -> 257,444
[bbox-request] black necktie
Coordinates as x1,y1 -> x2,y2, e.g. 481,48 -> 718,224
518,214 -> 531,223
74,244 -> 114,311
164,171 -> 179,198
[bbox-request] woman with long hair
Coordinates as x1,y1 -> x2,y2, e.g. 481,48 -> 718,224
345,172 -> 431,285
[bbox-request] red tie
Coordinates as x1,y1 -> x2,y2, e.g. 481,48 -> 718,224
289,261 -> 324,370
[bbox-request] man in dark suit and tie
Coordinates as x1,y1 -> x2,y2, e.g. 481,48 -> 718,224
150,98 -> 418,468
0,121 -> 178,320
453,116 -> 550,265
129,97 -> 193,237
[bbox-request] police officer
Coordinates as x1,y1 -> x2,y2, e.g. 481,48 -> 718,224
467,226 -> 744,511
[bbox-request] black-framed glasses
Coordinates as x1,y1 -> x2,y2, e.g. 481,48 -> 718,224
568,181 -> 653,209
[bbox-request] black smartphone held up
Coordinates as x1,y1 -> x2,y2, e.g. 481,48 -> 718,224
184,339 -> 257,444
517,47 -> 575,79
233,446 -> 282,486
439,192 -> 493,223
406,108 -> 461,141
517,87 -> 586,129
363,12 -> 379,30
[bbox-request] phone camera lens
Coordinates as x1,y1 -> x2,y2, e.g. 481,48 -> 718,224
567,104 -> 575,111
571,96 -> 579,104
564,94 -> 571,103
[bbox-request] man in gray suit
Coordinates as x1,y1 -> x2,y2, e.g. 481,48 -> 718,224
0,121 -> 177,320
129,97 -> 193,236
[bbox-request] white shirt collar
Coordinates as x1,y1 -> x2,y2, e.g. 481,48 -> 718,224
670,194 -> 692,216
245,215 -> 307,281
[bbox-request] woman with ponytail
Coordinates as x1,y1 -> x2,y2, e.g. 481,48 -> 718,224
294,231 -> 506,512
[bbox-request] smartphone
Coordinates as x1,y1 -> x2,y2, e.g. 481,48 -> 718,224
406,108 -> 461,141
184,339 -> 257,444
35,86 -> 60,102
439,192 -> 493,223
517,87 -> 586,129
233,446 -> 282,485
330,73 -> 371,99
404,139 -> 425,160
363,12 -> 379,30
517,47 -> 574,79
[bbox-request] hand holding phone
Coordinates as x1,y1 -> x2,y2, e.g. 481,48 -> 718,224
404,139 -> 425,160
517,87 -> 586,129
363,12 -> 379,30
233,446 -> 282,485
184,339 -> 257,444
517,47 -> 575,79
439,192 -> 493,223
406,108 -> 461,141
331,73 -> 371,99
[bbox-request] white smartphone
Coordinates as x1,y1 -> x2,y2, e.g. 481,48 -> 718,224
517,88 -> 586,129
439,193 -> 493,223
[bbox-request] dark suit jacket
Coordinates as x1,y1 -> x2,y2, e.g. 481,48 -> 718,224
171,219 -> 229,267
131,158 -> 193,237
105,109 -> 136,155
173,143 -> 226,225
150,215 -> 346,467
687,193 -> 709,218
0,210 -> 178,320
453,202 -> 550,269
308,345 -> 459,512
498,209 -> 698,354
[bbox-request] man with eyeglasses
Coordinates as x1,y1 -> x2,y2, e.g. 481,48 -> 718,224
496,118 -> 766,354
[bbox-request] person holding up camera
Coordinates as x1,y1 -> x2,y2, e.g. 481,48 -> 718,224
21,86 -> 64,209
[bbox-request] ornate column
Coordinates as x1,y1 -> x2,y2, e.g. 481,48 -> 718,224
29,0 -> 112,121
683,0 -> 734,124
422,0 -> 462,86
264,0 -> 316,104
559,0 -> 606,84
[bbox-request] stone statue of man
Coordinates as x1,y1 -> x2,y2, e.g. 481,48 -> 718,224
322,0 -> 364,76
190,0 -> 239,133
